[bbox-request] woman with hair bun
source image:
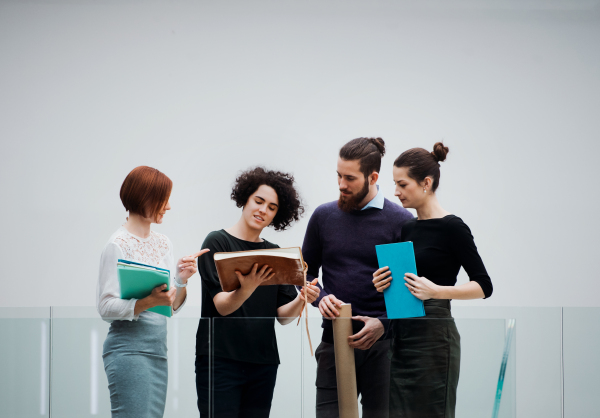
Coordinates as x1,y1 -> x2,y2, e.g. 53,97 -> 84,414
372,143 -> 493,418
97,166 -> 209,418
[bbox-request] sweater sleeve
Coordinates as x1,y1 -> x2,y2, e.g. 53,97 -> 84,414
96,242 -> 137,322
447,217 -> 493,298
300,207 -> 329,307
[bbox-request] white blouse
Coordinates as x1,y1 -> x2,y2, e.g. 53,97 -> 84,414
96,226 -> 186,322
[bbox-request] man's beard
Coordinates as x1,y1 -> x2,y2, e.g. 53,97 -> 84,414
338,178 -> 370,212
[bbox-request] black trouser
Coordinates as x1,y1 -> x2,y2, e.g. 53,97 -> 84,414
389,299 -> 461,418
315,339 -> 391,418
195,355 -> 278,418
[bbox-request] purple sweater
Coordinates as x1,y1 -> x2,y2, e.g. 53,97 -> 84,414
302,198 -> 414,343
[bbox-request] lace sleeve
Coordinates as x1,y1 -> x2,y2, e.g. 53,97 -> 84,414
96,242 -> 138,321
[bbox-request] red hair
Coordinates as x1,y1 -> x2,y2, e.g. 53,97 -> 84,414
120,166 -> 172,220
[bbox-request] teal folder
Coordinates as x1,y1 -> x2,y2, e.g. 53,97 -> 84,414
117,259 -> 172,317
375,242 -> 425,319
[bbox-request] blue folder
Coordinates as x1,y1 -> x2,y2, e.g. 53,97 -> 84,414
375,242 -> 425,319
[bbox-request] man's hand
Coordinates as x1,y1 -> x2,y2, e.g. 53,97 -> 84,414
347,317 -> 384,350
318,294 -> 344,319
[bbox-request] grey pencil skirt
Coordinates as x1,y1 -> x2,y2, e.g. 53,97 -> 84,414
389,299 -> 461,418
103,312 -> 168,418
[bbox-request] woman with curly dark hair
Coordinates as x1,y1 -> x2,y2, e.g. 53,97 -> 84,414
195,167 -> 320,418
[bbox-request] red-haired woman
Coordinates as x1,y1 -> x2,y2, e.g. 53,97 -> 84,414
97,166 -> 208,418
372,143 -> 493,418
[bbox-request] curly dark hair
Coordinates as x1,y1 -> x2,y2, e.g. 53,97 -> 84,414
231,167 -> 305,231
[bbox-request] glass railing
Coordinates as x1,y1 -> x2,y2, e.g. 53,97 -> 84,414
562,308 -> 600,418
293,316 -> 516,418
46,307 -> 207,418
0,308 -> 50,418
3,307 -> 597,417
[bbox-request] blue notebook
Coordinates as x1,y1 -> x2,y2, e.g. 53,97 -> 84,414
375,242 -> 425,319
117,259 -> 172,317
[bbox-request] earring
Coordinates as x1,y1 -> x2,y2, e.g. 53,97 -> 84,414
423,188 -> 426,193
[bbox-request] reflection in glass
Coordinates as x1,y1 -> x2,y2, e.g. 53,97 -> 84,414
41,320 -> 48,416
493,319 -> 516,418
91,328 -> 99,415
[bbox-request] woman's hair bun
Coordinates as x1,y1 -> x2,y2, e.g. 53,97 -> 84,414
431,142 -> 449,163
369,137 -> 386,157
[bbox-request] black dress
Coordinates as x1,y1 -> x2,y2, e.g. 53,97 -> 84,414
390,215 -> 493,418
195,230 -> 298,418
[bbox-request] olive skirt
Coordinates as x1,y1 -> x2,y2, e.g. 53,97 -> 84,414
389,299 -> 460,418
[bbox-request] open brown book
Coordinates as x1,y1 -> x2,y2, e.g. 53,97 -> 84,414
214,247 -> 306,292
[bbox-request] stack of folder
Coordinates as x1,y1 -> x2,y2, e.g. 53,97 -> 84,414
117,259 -> 172,317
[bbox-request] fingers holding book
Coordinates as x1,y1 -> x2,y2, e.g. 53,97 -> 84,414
149,284 -> 177,307
373,266 -> 392,292
235,263 -> 275,293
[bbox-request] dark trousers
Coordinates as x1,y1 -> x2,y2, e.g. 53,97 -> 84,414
315,339 -> 391,418
195,355 -> 279,418
389,300 -> 461,418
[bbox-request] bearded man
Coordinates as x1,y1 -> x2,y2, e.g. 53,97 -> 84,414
302,137 -> 413,418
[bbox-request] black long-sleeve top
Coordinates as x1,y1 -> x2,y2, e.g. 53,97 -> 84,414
400,215 -> 493,298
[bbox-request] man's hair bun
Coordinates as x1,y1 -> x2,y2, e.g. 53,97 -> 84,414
370,137 -> 386,157
339,137 -> 386,177
431,142 -> 449,163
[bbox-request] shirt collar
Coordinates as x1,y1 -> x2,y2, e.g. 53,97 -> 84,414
361,185 -> 384,211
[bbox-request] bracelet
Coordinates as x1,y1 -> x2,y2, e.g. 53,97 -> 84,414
173,279 -> 188,288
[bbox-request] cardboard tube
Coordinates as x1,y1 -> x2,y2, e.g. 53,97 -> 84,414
332,303 -> 359,418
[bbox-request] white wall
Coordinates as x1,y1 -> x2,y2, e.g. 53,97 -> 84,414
1,0 -> 599,309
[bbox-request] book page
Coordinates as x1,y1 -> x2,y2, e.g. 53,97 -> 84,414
213,247 -> 301,261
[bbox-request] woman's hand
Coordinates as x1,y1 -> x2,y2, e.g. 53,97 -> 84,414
235,263 -> 274,293
404,273 -> 439,300
148,284 -> 176,307
176,249 -> 210,283
134,284 -> 176,315
300,278 -> 320,304
373,266 -> 392,292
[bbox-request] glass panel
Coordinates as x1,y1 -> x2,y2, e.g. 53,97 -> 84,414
454,306 -> 562,418
50,307 -> 207,417
50,307 -> 111,417
563,307 -> 600,417
0,307 -> 50,418
272,317 -> 302,418
303,315 -> 516,418
165,310 -> 208,417
212,317 -> 302,418
495,319 -> 516,418
302,315 -> 324,418
455,318 -> 512,417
